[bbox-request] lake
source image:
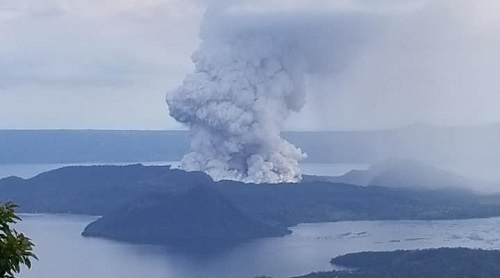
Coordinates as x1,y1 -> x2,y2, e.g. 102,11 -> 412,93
16,214 -> 500,278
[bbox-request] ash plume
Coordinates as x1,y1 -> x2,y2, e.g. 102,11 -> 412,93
166,1 -> 385,183
167,33 -> 307,183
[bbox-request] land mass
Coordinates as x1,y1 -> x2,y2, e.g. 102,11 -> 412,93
82,185 -> 290,246
307,159 -> 485,191
3,163 -> 500,246
290,248 -> 500,278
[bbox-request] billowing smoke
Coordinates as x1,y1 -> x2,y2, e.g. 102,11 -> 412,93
166,1 -> 387,183
167,30 -> 307,183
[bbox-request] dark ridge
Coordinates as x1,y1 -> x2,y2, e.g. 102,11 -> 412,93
3,164 -> 500,247
82,185 -> 290,247
289,248 -> 500,278
0,164 -> 211,215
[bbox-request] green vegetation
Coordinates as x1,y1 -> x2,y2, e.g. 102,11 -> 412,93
293,248 -> 500,278
0,202 -> 37,278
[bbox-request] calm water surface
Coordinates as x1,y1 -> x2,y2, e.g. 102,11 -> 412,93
16,214 -> 500,278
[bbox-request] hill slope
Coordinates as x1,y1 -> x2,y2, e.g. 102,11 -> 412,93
3,165 -> 500,246
293,248 -> 500,278
2,164 -> 500,224
0,164 -> 209,214
83,186 -> 290,246
318,159 -> 483,191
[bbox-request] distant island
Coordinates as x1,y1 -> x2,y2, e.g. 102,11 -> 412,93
3,162 -> 500,247
289,248 -> 500,278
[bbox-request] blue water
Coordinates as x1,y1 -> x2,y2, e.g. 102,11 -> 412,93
16,214 -> 500,278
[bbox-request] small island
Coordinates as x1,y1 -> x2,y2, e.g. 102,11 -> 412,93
82,185 -> 290,247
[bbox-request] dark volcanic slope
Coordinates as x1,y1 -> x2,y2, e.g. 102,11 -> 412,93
82,186 -> 290,245
216,180 -> 500,227
0,164 -> 210,215
2,164 -> 500,224
4,164 -> 500,246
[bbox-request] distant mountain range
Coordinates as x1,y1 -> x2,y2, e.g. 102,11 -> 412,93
2,124 -> 500,169
305,158 -> 490,192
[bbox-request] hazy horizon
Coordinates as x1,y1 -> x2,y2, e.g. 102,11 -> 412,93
2,121 -> 500,132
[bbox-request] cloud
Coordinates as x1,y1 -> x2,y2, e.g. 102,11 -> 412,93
188,0 -> 500,131
0,0 -> 204,129
0,0 -> 499,130
286,0 -> 500,130
0,0 -> 203,89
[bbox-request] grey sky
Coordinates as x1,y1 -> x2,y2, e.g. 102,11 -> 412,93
1,0 -> 499,130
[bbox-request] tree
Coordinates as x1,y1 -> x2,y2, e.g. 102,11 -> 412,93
0,202 -> 37,278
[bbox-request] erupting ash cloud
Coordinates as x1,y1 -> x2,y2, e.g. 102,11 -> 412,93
167,1 -> 385,183
167,32 -> 307,183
